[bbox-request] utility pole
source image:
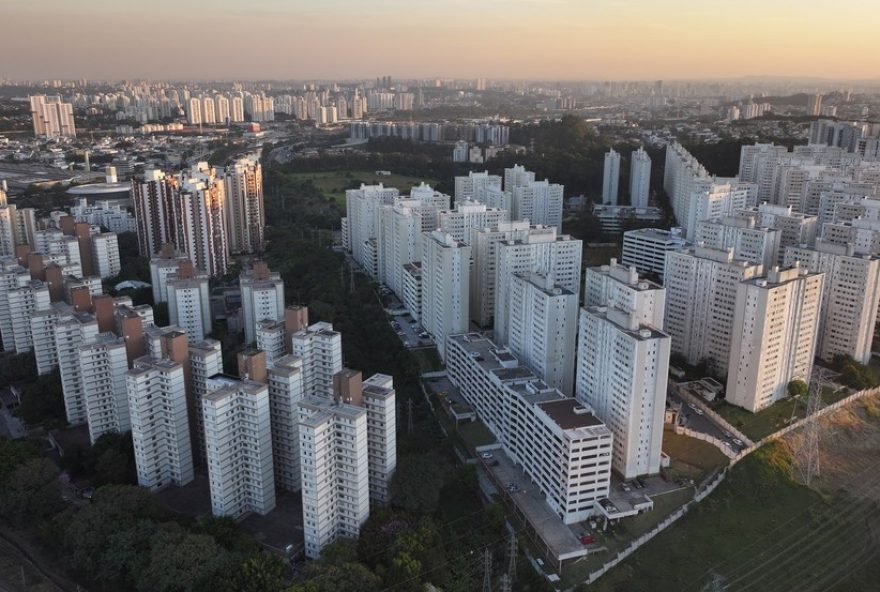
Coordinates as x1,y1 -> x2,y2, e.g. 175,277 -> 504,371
407,399 -> 414,435
482,549 -> 492,592
349,265 -> 356,294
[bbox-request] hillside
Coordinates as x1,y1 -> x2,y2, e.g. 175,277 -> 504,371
586,393 -> 880,592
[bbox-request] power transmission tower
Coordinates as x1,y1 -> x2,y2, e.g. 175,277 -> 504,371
482,549 -> 492,592
499,573 -> 511,592
792,369 -> 828,486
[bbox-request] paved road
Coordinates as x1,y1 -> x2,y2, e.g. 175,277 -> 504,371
668,386 -> 749,454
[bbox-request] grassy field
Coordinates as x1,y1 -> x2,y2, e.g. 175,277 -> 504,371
280,170 -> 440,206
581,438 -> 880,592
661,429 -> 730,481
713,385 -> 850,441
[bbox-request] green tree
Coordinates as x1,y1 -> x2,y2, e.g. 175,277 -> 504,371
787,379 -> 809,398
136,527 -> 233,592
233,553 -> 286,592
291,562 -> 381,592
96,519 -> 159,589
0,438 -> 38,483
0,458 -> 62,525
390,455 -> 444,515
15,368 -> 67,428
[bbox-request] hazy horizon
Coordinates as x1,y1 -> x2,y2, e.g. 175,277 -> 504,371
4,0 -> 880,81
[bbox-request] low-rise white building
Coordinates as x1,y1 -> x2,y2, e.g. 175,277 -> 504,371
446,333 -> 613,524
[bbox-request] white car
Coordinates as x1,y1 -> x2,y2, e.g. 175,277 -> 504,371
480,452 -> 493,459
733,438 -> 744,446
694,408 -> 704,416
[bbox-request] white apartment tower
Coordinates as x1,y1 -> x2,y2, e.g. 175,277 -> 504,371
438,200 -> 510,245
583,259 -> 666,328
127,356 -> 194,491
203,375 -> 276,517
291,322 -> 343,397
576,306 -> 670,479
783,240 -> 880,364
90,233 -> 121,279
80,334 -> 130,444
727,266 -> 824,412
454,171 -> 502,202
239,262 -> 285,345
421,231 -> 470,359
603,149 -> 621,205
512,180 -> 564,229
30,95 -> 76,138
507,273 -> 578,395
175,169 -> 229,277
298,396 -> 370,559
343,184 -> 400,278
630,147 -> 652,209
504,165 -> 536,191
694,215 -> 782,270
664,246 -> 762,373
167,274 -> 212,343
493,227 -> 582,346
267,355 -> 305,492
188,339 -> 223,465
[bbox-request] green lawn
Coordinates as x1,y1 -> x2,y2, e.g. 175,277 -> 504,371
280,170 -> 440,206
713,386 -> 850,441
580,442 -> 880,592
661,429 -> 730,480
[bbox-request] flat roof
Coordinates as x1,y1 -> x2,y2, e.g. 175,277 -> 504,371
539,399 -> 603,429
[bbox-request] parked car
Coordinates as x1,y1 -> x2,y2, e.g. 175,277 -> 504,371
733,438 -> 744,446
480,452 -> 493,459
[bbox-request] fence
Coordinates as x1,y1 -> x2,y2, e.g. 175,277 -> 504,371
675,385 -> 754,446
673,426 -> 737,459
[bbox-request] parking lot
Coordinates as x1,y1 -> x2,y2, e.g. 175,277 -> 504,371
668,386 -> 749,454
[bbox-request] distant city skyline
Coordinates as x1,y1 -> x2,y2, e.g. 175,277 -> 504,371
4,0 -> 880,81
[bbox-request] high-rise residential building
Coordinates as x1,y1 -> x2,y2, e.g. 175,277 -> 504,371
694,215 -> 782,270
629,147 -> 652,209
377,203 -> 422,299
267,355 -> 304,492
175,166 -> 229,277
230,96 -> 245,122
188,339 -> 223,465
343,184 -> 400,278
201,97 -> 216,125
80,333 -> 130,444
507,272 -> 577,395
186,97 -> 202,125
603,148 -> 621,205
583,259 -> 666,328
727,266 -> 824,412
224,157 -> 265,254
738,143 -> 790,183
30,95 -> 76,138
149,248 -> 191,304
446,333 -> 613,525
503,164 -> 536,192
807,93 -> 823,116
361,373 -> 396,506
493,227 -> 582,346
30,302 -> 72,375
783,240 -> 880,364
511,180 -> 564,229
821,217 -> 880,256
298,393 -> 369,559
739,204 -> 819,254
214,95 -> 230,124
90,233 -> 121,279
256,320 -> 286,367
127,353 -> 194,491
291,321 -> 343,397
438,200 -> 509,245
167,269 -> 211,343
454,171 -> 502,202
6,280 -> 50,353
0,257 -> 30,352
576,305 -> 670,479
203,374 -> 276,518
421,231 -> 470,359
132,169 -> 178,257
239,262 -> 285,345
298,370 -> 396,559
664,246 -> 762,373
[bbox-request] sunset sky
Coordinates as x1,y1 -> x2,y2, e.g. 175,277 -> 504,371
4,0 -> 879,81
